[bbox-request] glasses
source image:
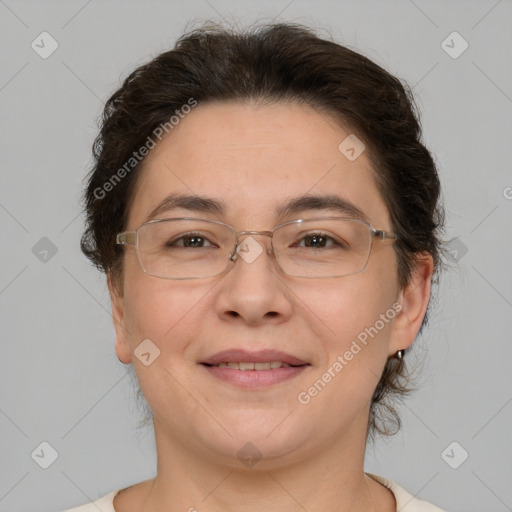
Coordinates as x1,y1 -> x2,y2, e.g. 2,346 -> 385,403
116,217 -> 398,280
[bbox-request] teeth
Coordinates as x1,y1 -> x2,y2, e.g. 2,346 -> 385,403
213,361 -> 292,370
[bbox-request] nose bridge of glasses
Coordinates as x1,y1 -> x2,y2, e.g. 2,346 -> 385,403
229,230 -> 275,260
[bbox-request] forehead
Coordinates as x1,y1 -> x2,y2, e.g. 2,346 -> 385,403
127,101 -> 390,229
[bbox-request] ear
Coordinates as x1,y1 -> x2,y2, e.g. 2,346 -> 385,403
107,272 -> 132,364
389,253 -> 434,356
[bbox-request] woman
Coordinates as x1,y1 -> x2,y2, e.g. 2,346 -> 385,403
67,22 -> 447,512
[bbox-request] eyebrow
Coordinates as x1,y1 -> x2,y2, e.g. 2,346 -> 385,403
147,193 -> 225,220
146,192 -> 368,223
275,194 -> 368,222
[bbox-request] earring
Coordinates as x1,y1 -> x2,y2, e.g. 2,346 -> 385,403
396,349 -> 405,360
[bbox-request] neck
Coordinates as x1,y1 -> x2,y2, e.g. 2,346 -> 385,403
137,411 -> 389,512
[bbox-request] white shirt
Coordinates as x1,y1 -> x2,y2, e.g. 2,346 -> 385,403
62,473 -> 448,511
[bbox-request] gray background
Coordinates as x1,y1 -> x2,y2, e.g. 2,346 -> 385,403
1,1 -> 511,511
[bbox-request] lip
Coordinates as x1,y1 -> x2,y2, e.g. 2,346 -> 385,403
200,349 -> 309,366
201,364 -> 309,389
199,349 -> 310,389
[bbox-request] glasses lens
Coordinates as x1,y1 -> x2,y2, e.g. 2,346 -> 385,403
137,219 -> 234,279
273,219 -> 372,277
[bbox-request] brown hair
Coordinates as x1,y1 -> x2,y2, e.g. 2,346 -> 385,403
81,22 -> 444,440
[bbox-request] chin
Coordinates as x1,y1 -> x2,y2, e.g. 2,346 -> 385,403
207,412 -> 312,459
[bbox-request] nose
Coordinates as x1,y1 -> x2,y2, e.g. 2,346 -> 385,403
214,233 -> 293,326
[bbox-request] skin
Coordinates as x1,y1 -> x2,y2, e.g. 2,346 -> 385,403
108,101 -> 433,512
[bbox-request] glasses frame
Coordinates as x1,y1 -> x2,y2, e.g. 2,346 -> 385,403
116,216 -> 398,280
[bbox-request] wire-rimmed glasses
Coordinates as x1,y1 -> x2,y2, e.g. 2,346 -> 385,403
116,217 -> 398,279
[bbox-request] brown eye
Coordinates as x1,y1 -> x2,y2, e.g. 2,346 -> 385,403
167,233 -> 217,248
294,233 -> 346,249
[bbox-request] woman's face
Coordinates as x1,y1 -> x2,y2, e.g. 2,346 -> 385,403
110,101 -> 430,468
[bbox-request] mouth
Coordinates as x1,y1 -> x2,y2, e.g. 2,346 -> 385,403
202,361 -> 299,370
199,349 -> 311,388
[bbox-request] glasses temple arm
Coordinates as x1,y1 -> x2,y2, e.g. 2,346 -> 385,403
374,229 -> 398,241
116,232 -> 137,245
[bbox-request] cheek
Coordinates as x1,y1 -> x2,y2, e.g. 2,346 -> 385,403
296,255 -> 400,388
296,281 -> 398,413
122,269 -> 210,350
299,270 -> 398,345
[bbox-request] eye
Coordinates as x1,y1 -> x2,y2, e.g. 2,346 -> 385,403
167,232 -> 218,248
295,233 -> 348,249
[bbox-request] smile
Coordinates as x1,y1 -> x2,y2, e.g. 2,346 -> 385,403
200,362 -> 309,388
207,361 -> 294,370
